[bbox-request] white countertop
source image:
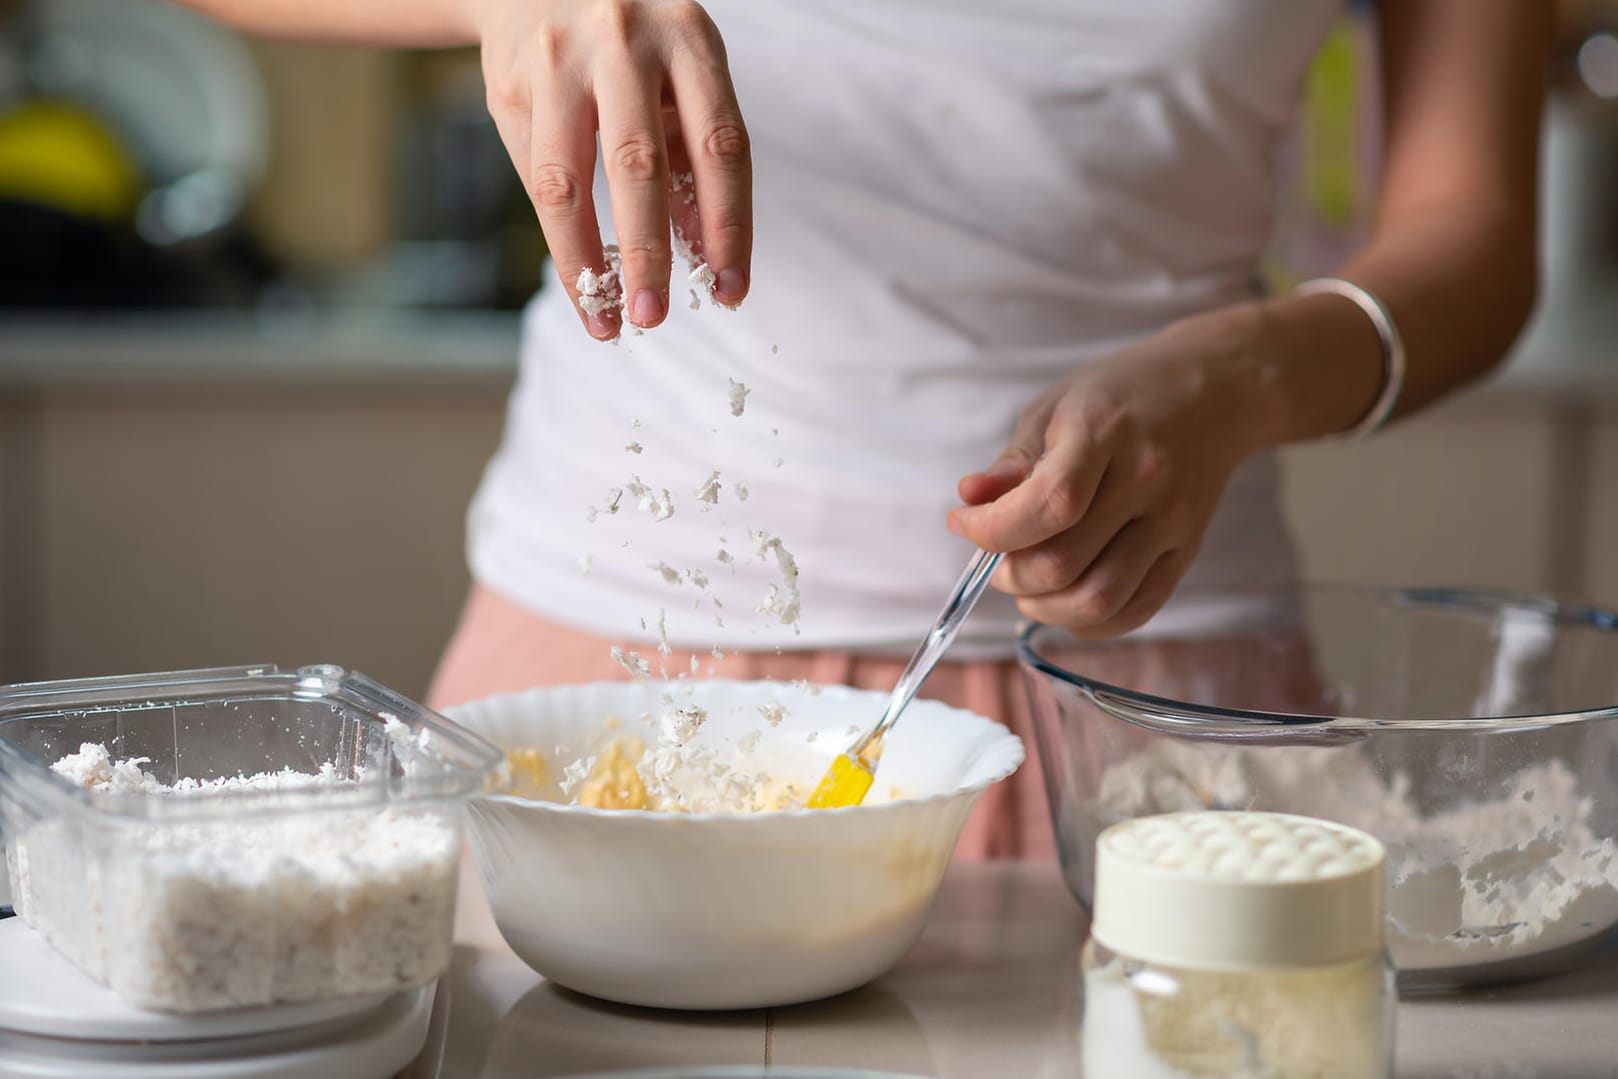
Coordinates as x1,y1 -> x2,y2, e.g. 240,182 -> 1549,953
419,853 -> 1618,1079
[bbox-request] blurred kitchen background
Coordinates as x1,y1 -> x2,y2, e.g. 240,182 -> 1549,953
0,0 -> 1615,700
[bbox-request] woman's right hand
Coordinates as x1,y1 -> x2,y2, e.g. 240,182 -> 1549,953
473,0 -> 752,339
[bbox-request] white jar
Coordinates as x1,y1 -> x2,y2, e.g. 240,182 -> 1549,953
1081,811 -> 1395,1078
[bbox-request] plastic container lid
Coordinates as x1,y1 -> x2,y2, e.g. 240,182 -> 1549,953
1090,811 -> 1386,971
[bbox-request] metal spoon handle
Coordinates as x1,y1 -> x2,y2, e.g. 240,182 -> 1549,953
855,548 -> 1005,756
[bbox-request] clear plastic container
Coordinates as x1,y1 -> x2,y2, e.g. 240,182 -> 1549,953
1080,812 -> 1395,1078
0,663 -> 505,1013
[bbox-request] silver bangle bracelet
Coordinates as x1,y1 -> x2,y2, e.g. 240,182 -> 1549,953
1292,276 -> 1406,441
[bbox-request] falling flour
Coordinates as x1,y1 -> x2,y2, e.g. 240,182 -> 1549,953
12,744 -> 458,1013
1088,742 -> 1618,970
728,379 -> 751,417
753,530 -> 802,629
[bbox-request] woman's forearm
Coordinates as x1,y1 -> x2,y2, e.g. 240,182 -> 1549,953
1243,0 -> 1551,449
172,0 -> 479,46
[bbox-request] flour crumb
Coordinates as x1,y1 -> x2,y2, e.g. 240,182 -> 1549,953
758,702 -> 788,727
610,646 -> 652,678
728,379 -> 751,418
716,549 -> 734,565
575,245 -> 623,320
585,506 -> 599,523
689,289 -> 701,310
651,562 -> 683,585
806,731 -> 819,744
687,568 -> 711,589
656,609 -> 671,656
625,442 -> 643,455
561,756 -> 595,795
770,344 -> 779,355
694,471 -> 721,506
660,702 -> 708,746
792,679 -> 823,697
753,530 -> 802,627
578,555 -> 593,577
735,481 -> 749,502
631,417 -> 642,429
605,488 -> 623,514
711,646 -> 725,659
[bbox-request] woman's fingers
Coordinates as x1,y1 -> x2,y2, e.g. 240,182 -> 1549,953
993,469 -> 1139,596
950,433 -> 1106,554
1062,548 -> 1190,640
527,78 -> 618,339
1016,518 -> 1172,629
666,9 -> 751,305
595,40 -> 674,329
957,388 -> 1058,506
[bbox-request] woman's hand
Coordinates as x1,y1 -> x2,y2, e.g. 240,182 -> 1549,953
475,0 -> 752,339
947,305 -> 1276,640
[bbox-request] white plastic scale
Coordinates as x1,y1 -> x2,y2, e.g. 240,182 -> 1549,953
0,916 -> 435,1079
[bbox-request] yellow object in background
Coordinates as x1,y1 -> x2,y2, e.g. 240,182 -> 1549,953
1300,19 -> 1363,231
0,100 -> 142,221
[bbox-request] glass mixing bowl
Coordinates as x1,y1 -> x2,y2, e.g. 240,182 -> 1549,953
1017,585 -> 1618,992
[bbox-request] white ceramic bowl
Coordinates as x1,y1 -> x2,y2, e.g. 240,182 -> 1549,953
447,680 -> 1023,1010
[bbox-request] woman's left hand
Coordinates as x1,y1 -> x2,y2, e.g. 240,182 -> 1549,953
946,304 -> 1273,640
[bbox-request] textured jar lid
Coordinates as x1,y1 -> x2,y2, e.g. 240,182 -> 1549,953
1091,811 -> 1386,971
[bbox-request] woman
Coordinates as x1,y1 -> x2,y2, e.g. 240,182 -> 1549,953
179,0 -> 1549,857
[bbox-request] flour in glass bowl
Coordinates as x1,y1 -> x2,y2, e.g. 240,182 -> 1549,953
10,741 -> 459,1013
1092,742 -> 1618,970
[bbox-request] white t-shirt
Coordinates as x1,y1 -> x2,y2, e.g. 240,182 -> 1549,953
468,0 -> 1345,659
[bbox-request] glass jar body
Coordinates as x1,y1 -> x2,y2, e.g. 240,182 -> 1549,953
1081,938 -> 1395,1078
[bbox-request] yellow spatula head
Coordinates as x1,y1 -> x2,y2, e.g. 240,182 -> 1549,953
806,752 -> 875,810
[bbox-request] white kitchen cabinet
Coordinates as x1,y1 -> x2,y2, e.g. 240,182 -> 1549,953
29,387 -> 503,700
1279,396 -> 1562,595
1587,418 -> 1618,610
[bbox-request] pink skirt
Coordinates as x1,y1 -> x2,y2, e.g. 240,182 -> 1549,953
427,583 -> 1056,861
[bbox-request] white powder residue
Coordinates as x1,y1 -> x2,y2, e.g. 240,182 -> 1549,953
672,221 -> 719,303
792,679 -> 823,697
734,481 -> 749,502
578,555 -> 593,577
694,471 -> 721,506
575,245 -> 623,318
1090,745 -> 1618,971
660,701 -> 708,746
689,289 -> 701,310
728,379 -> 750,417
609,646 -> 652,678
651,562 -> 683,585
656,609 -> 671,656
26,745 -> 458,1012
625,442 -> 643,455
561,756 -> 595,795
758,702 -> 788,727
605,488 -> 623,515
687,568 -> 711,589
717,549 -> 734,565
